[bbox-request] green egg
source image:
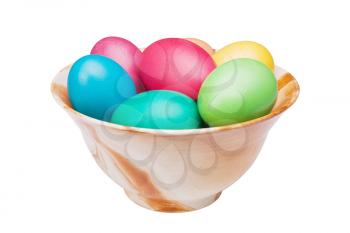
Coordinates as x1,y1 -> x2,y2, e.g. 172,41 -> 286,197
111,90 -> 201,129
198,58 -> 277,127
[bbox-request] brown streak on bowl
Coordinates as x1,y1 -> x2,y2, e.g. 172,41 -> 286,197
83,123 -> 192,212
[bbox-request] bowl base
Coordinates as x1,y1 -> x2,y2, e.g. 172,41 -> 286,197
124,189 -> 222,213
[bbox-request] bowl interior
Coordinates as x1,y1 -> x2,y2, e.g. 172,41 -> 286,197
51,65 -> 299,135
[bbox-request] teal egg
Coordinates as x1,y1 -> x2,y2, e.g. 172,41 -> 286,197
111,90 -> 201,129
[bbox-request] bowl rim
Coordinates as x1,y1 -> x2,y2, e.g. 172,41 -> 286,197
51,65 -> 300,136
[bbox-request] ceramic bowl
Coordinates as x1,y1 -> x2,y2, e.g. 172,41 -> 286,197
51,65 -> 299,212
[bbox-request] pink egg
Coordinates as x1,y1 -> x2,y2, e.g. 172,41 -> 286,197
139,38 -> 216,99
91,36 -> 144,92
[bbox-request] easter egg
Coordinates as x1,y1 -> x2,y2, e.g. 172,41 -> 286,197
198,58 -> 277,127
212,41 -> 275,70
111,90 -> 201,129
91,36 -> 144,92
68,55 -> 136,120
186,38 -> 214,55
139,38 -> 216,100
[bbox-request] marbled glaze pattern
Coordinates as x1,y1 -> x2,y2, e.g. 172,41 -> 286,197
51,64 -> 299,212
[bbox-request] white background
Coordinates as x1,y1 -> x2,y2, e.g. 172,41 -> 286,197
0,0 -> 349,232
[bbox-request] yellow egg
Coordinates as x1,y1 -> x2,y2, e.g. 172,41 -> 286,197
212,41 -> 274,70
186,38 -> 215,55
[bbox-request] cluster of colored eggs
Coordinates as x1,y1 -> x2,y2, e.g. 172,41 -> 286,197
68,37 -> 277,130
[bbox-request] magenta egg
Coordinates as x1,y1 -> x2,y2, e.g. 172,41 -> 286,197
91,36 -> 144,92
138,38 -> 216,99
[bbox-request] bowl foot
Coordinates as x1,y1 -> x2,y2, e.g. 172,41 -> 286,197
124,189 -> 222,212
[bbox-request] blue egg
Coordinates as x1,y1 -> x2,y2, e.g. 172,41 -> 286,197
68,55 -> 136,120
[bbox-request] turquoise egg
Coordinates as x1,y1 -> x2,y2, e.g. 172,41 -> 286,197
68,55 -> 136,120
111,90 -> 201,129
